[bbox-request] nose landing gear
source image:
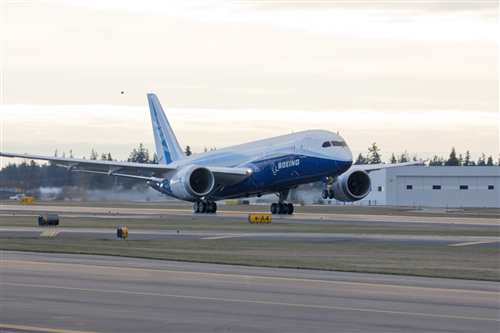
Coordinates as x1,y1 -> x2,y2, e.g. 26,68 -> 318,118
270,190 -> 294,215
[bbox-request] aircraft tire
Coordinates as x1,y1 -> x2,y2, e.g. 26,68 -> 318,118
328,190 -> 334,199
277,203 -> 284,214
270,203 -> 277,214
199,202 -> 207,213
209,202 -> 217,213
322,190 -> 328,199
287,203 -> 294,215
194,202 -> 200,213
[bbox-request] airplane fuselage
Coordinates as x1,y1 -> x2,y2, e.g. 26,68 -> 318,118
149,130 -> 353,201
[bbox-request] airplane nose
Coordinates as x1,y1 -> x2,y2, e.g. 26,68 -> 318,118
335,148 -> 353,170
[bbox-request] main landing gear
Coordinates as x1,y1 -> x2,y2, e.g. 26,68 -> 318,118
270,190 -> 294,215
194,201 -> 217,214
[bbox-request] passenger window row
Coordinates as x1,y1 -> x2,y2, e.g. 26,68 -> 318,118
212,152 -> 264,167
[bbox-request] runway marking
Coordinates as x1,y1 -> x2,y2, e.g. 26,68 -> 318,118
40,231 -> 59,237
449,240 -> 499,247
2,259 -> 498,295
2,282 -> 498,322
0,323 -> 97,333
203,235 -> 250,240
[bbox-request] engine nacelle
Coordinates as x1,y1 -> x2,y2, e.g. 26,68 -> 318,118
331,169 -> 372,202
170,166 -> 215,201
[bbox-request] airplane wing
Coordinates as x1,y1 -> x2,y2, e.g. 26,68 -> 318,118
351,159 -> 429,173
0,152 -> 250,185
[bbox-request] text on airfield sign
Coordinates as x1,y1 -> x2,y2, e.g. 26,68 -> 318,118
248,214 -> 271,223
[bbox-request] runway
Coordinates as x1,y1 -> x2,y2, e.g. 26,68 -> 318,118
2,204 -> 498,226
1,251 -> 498,333
1,226 -> 499,248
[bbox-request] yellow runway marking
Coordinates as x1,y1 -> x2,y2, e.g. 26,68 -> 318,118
0,323 -> 97,333
449,240 -> 499,247
2,282 -> 498,322
2,259 -> 498,295
40,231 -> 59,237
202,235 -> 250,240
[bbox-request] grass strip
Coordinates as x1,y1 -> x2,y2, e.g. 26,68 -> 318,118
1,237 -> 498,281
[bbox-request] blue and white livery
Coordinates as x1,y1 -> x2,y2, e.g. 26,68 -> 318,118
0,94 -> 426,214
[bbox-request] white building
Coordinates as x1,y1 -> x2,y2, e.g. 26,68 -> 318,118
364,166 -> 500,208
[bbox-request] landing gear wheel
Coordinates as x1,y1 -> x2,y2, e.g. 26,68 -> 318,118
287,203 -> 294,215
209,202 -> 217,213
271,203 -> 277,214
328,190 -> 334,199
322,190 -> 328,199
277,203 -> 284,214
194,202 -> 200,213
199,202 -> 207,213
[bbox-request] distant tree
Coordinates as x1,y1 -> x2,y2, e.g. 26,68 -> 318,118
150,153 -> 158,164
445,147 -> 460,166
497,154 -> 500,166
477,153 -> 486,166
429,155 -> 444,166
367,142 -> 382,164
463,150 -> 472,166
204,147 -> 208,152
486,156 -> 494,166
185,146 -> 192,156
69,150 -> 74,158
354,153 -> 367,165
128,143 -> 150,164
458,153 -> 463,166
100,153 -> 108,161
90,149 -> 99,160
389,153 -> 397,164
398,150 -> 410,163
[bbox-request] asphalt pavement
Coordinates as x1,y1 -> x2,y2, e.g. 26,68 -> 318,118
1,251 -> 499,333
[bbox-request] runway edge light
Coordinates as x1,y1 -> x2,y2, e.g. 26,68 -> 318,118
248,214 -> 271,223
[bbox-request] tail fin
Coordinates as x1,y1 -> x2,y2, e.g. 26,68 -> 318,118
147,94 -> 186,164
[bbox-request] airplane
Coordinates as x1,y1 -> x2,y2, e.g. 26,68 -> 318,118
0,94 -> 426,214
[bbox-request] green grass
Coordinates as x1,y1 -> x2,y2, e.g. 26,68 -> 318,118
1,237 -> 498,281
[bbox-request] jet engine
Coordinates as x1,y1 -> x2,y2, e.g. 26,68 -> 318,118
331,169 -> 371,202
170,166 -> 215,201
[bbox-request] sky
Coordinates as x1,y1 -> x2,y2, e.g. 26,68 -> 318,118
1,0 -> 499,166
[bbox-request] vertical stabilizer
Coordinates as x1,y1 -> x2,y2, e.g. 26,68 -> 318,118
147,94 -> 186,164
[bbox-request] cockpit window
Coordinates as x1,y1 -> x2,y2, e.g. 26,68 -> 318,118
331,141 -> 348,147
322,141 -> 331,148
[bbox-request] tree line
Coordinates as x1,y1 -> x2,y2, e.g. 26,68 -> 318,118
0,143 -> 157,192
355,143 -> 499,166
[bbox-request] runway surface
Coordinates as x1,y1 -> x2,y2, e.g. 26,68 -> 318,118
2,204 -> 498,226
1,251 -> 498,333
1,226 -> 499,248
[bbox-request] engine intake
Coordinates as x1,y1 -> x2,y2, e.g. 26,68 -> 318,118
331,169 -> 371,202
170,166 -> 215,200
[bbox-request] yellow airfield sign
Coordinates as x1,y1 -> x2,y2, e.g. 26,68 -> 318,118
18,188 -> 22,193
248,214 -> 271,223
21,197 -> 35,204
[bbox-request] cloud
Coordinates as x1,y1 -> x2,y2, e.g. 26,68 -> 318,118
67,1 -> 498,42
2,105 -> 498,164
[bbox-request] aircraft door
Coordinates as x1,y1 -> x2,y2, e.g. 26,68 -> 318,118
300,138 -> 311,158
